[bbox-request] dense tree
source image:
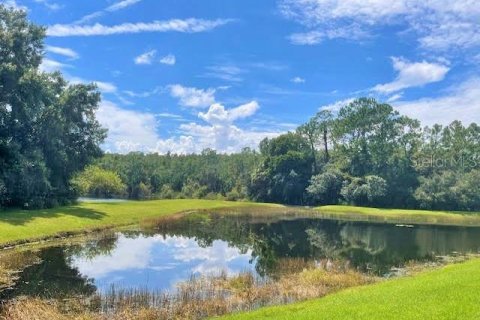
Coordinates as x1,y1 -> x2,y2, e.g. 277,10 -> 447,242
0,6 -> 105,208
306,169 -> 343,205
249,132 -> 314,204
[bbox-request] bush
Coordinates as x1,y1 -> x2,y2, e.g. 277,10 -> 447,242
158,184 -> 176,199
341,175 -> 387,206
306,170 -> 344,205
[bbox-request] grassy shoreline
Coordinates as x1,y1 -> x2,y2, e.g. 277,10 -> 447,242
0,199 -> 282,247
216,257 -> 480,320
316,205 -> 480,226
1,201 -> 480,248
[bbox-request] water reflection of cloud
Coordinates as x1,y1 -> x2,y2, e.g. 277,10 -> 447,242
71,234 -> 255,291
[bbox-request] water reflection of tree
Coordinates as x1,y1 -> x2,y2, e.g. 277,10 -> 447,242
152,215 -> 472,276
3,247 -> 97,300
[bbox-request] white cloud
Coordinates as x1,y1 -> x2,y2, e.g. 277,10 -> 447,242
34,0 -> 61,10
203,64 -> 245,82
45,45 -> 79,59
75,0 -> 142,24
291,76 -> 305,83
96,101 -> 159,153
134,50 -> 156,65
320,98 -> 354,112
372,57 -> 449,93
94,81 -> 117,93
169,84 -> 216,108
106,0 -> 141,12
39,58 -> 69,72
279,0 -> 480,52
160,54 -> 176,65
394,77 -> 480,126
47,18 -> 232,37
95,99 -> 281,154
198,101 -> 259,124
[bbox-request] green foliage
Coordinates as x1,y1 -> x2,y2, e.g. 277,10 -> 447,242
71,166 -> 126,198
307,169 -> 344,205
0,6 -> 105,208
250,132 -> 314,204
341,175 -> 387,206
415,170 -> 480,211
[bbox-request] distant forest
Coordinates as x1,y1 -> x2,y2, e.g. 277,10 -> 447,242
1,6 -> 479,211
80,98 -> 480,212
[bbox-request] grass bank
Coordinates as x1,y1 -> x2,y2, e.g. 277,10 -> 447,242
317,205 -> 480,226
217,257 -> 480,320
0,199 -> 282,247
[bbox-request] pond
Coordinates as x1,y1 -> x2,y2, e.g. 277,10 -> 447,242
2,211 -> 480,301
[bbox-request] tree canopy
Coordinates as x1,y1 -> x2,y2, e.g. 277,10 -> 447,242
0,6 -> 106,208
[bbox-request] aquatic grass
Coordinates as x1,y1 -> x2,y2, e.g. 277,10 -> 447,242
0,199 -> 282,247
0,251 -> 41,291
0,259 -> 374,320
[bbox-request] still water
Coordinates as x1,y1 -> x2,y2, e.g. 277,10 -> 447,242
3,212 -> 480,300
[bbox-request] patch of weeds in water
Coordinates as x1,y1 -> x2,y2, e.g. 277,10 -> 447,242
0,251 -> 41,292
0,258 -> 376,320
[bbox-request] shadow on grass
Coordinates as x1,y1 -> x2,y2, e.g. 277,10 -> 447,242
0,206 -> 107,226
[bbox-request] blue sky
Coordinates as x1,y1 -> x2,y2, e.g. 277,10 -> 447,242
5,0 -> 480,153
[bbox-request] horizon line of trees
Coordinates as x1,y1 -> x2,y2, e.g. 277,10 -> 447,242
77,97 -> 480,212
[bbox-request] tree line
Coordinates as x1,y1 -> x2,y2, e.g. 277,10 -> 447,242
78,97 -> 480,211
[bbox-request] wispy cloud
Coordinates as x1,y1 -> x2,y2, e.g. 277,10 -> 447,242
291,76 -> 305,83
75,0 -> 142,24
372,57 -> 449,93
47,18 -> 233,37
160,54 -> 176,65
134,50 -> 156,65
279,0 -> 480,53
202,64 -> 245,82
33,0 -> 61,10
45,45 -> 79,59
39,58 -> 70,73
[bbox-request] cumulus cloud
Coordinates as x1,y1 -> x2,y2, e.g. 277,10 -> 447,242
372,57 -> 449,93
45,45 -> 79,59
279,0 -> 480,52
95,100 -> 281,154
160,54 -> 176,65
96,101 -> 159,153
134,50 -> 156,65
47,18 -> 233,37
394,77 -> 480,126
198,101 -> 259,124
169,84 -> 216,108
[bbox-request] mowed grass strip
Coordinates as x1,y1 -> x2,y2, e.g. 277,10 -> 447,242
0,199 -> 281,245
317,205 -> 480,226
216,258 -> 480,320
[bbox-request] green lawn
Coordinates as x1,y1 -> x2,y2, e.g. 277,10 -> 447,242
0,199 -> 281,246
217,258 -> 480,320
317,205 -> 480,226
